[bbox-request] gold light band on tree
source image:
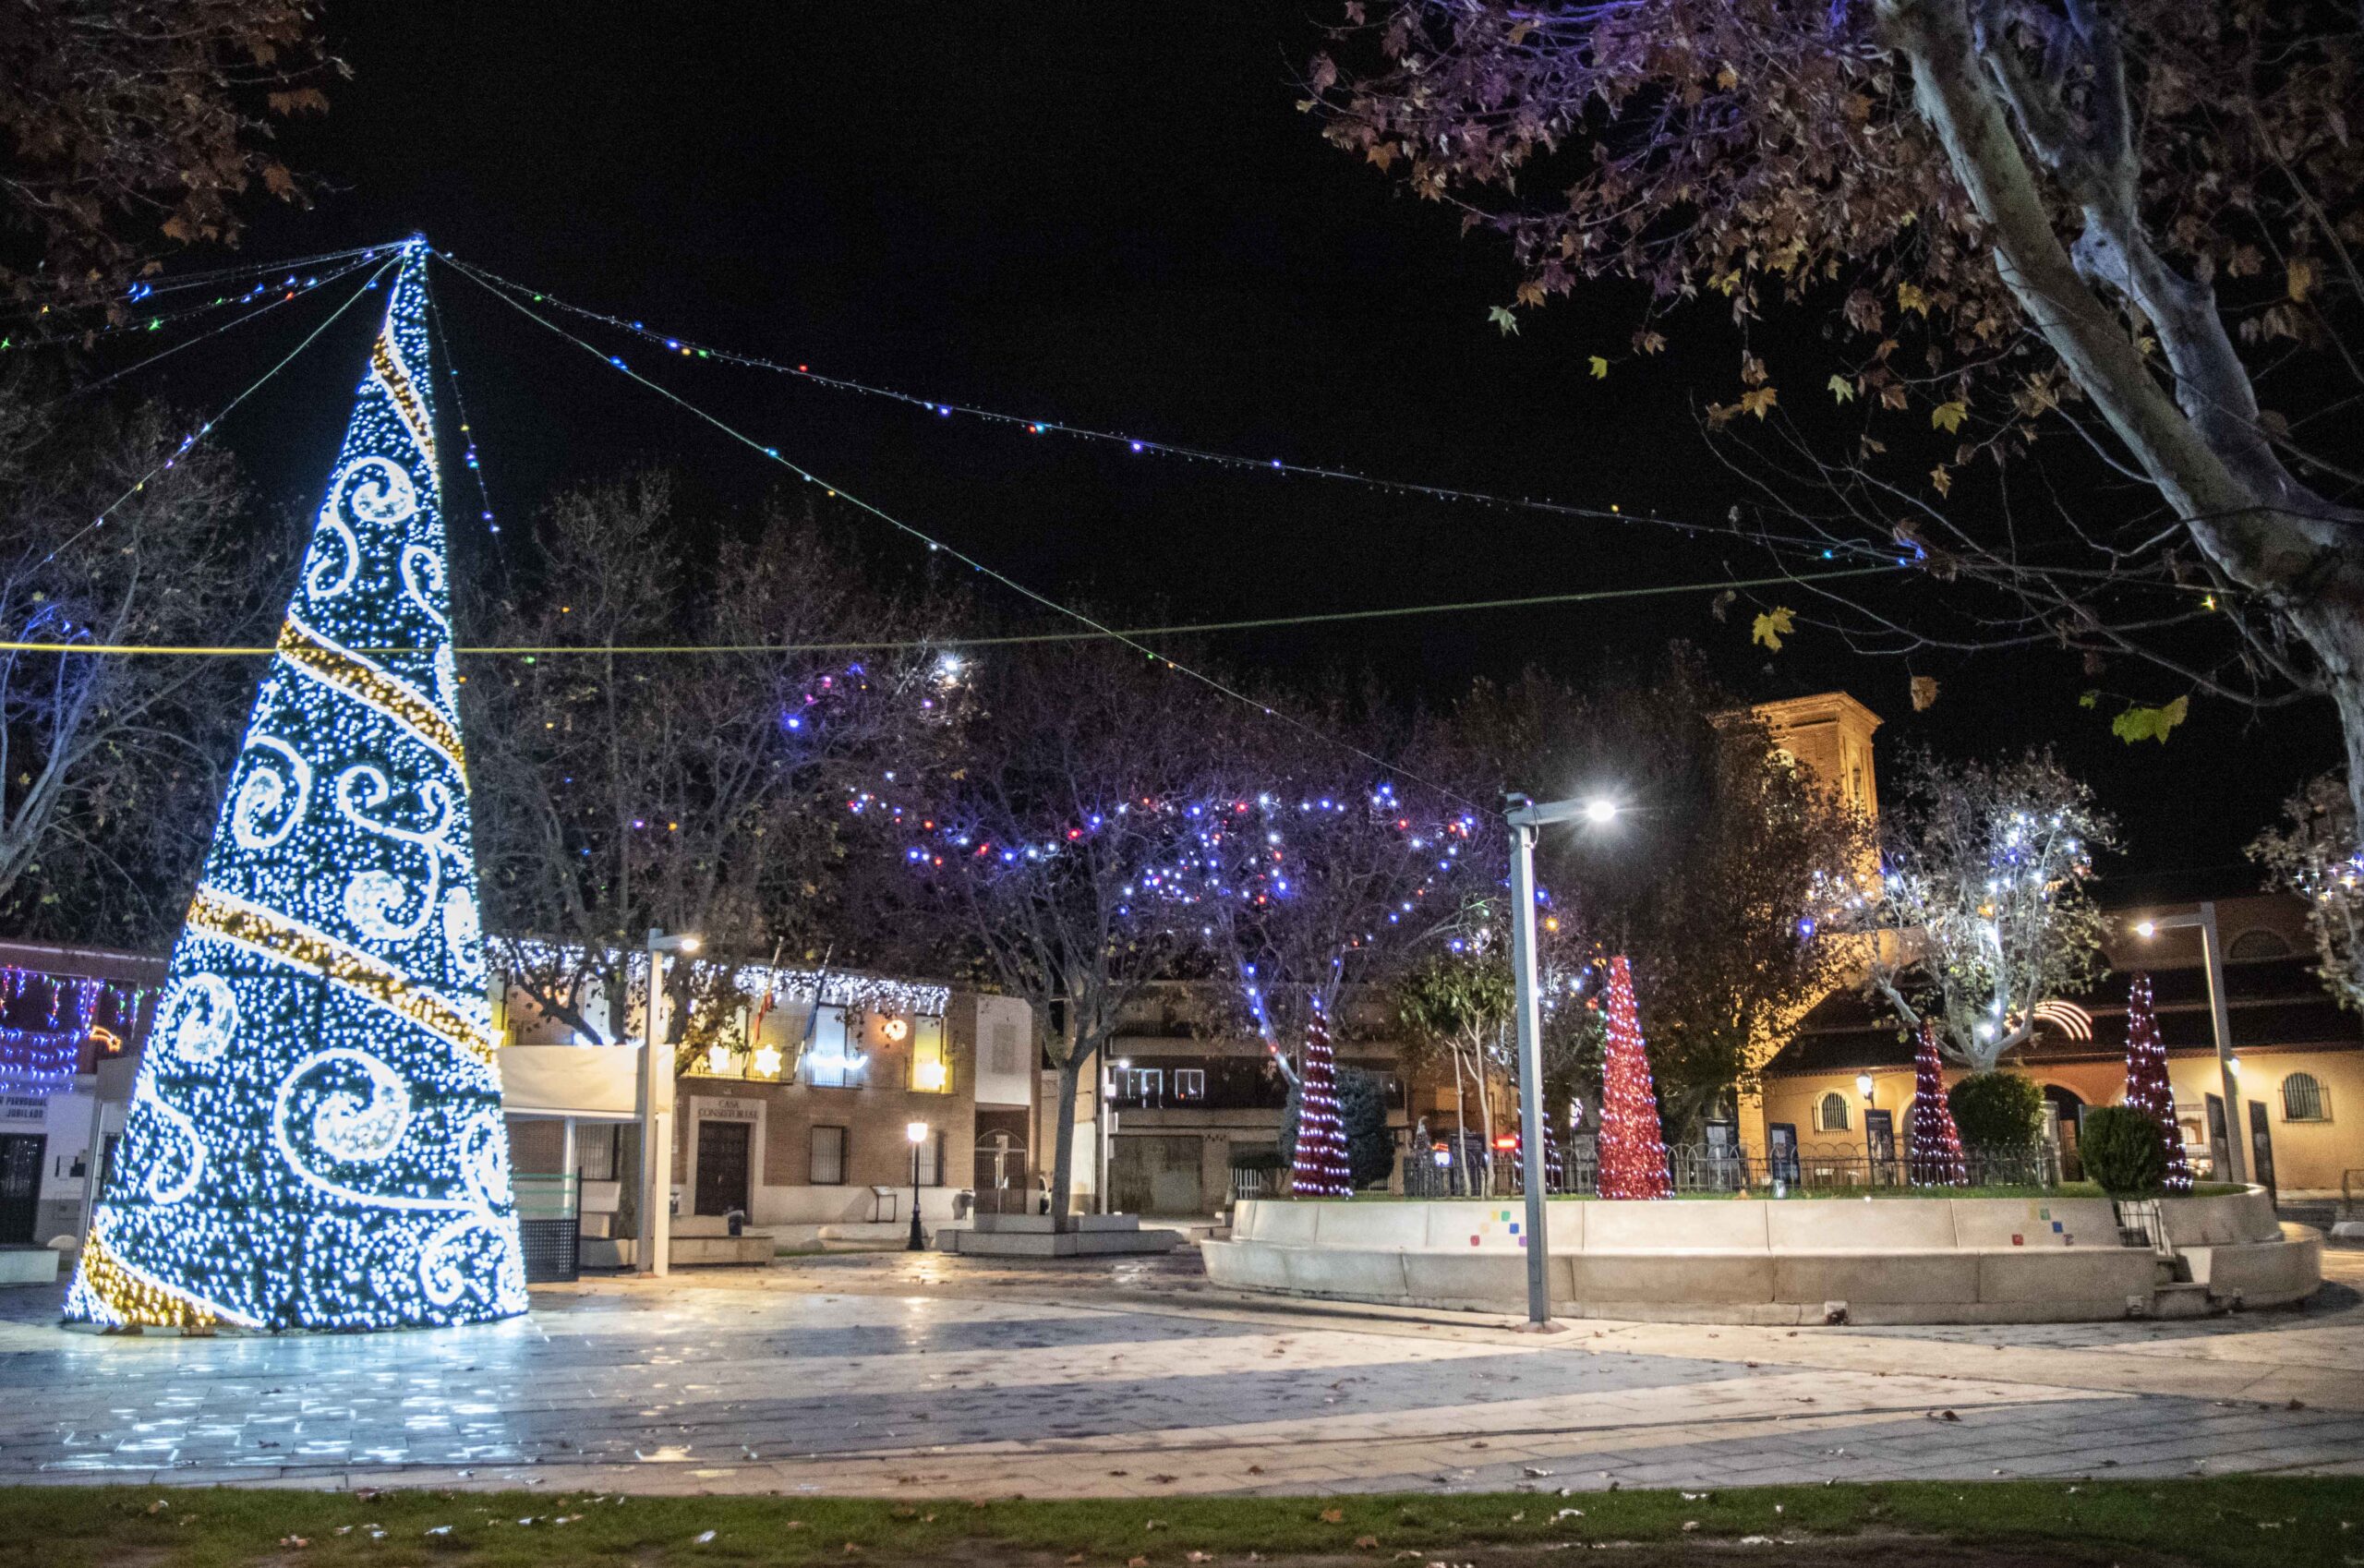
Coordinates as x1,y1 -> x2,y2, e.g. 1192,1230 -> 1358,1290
372,329 -> 437,467
186,887 -> 500,1066
75,1219 -> 252,1330
277,615 -> 464,772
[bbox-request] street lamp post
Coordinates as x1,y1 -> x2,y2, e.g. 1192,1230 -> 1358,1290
906,1120 -> 929,1250
638,928 -> 702,1278
2135,903 -> 2245,1185
1503,790 -> 1616,1331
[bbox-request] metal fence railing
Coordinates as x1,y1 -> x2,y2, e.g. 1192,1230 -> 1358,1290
1399,1141 -> 2061,1199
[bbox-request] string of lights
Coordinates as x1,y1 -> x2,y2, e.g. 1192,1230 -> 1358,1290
438,249 -> 1889,567
0,256 -> 376,355
0,564 -> 1896,658
0,242 -> 393,324
18,255 -> 387,410
31,258 -> 400,578
437,252 -> 1501,815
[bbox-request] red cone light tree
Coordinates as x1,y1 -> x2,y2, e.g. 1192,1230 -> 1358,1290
1907,1022 -> 1968,1187
2122,973 -> 2193,1195
1597,956 -> 1671,1200
1289,999 -> 1352,1197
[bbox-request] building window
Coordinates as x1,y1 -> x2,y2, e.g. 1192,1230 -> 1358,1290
2282,1072 -> 2331,1123
1117,1066 -> 1163,1106
1175,1067 -> 1206,1101
909,1015 -> 951,1092
1815,1091 -> 1851,1133
2228,928 -> 2294,961
912,1130 -> 944,1187
803,1006 -> 861,1087
809,1125 -> 848,1185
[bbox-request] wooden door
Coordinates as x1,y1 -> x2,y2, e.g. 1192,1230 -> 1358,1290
694,1120 -> 751,1216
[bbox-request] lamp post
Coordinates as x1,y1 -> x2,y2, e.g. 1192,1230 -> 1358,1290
638,928 -> 701,1278
1503,790 -> 1617,1331
1855,1072 -> 1878,1180
906,1120 -> 929,1250
2135,903 -> 2245,1184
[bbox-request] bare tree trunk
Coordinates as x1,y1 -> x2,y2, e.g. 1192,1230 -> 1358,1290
1883,0 -> 2364,824
1476,1027 -> 1499,1199
1450,1047 -> 1468,1197
1047,1056 -> 1081,1235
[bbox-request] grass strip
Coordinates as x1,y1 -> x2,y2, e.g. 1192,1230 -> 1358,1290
2,1478 -> 2358,1568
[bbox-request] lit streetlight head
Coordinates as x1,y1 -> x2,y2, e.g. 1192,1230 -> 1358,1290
906,1120 -> 929,1144
679,935 -> 703,954
2134,920 -> 2157,939
1855,1072 -> 1875,1101
1583,797 -> 1618,826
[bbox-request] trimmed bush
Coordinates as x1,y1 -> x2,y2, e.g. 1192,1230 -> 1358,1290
2079,1104 -> 2168,1196
1948,1071 -> 2044,1152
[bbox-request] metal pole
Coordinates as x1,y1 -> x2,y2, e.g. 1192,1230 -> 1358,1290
2198,901 -> 2247,1186
1505,814 -> 1553,1329
639,929 -> 672,1277
909,1139 -> 926,1250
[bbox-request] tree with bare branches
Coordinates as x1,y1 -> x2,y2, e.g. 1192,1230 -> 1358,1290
464,475 -> 961,1063
886,638 -> 1263,1229
0,375 -> 290,943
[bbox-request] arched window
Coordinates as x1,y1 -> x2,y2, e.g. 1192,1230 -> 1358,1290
1815,1091 -> 1851,1132
2228,928 -> 2294,961
2282,1072 -> 2331,1123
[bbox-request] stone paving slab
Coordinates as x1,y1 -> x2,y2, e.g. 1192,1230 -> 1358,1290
1,1246 -> 2361,1495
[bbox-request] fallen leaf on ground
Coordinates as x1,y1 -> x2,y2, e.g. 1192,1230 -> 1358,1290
1321,1508 -> 1345,1524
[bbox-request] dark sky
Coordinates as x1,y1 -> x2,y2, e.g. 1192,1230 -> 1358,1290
126,3 -> 2340,876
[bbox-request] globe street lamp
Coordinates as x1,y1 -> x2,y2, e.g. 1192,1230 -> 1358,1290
906,1120 -> 930,1250
1503,790 -> 1618,1330
639,928 -> 702,1278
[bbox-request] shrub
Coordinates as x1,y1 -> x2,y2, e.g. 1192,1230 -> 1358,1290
2080,1105 -> 2169,1196
1338,1067 -> 1398,1189
1948,1071 -> 2044,1151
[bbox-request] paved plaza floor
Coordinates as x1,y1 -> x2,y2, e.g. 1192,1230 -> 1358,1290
5,1246 -> 2364,1496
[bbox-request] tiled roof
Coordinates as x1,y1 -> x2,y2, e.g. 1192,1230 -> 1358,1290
1764,955 -> 2360,1077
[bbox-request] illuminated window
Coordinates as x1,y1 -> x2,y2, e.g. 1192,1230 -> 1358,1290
1175,1068 -> 1206,1101
1815,1091 -> 1851,1132
1119,1067 -> 1164,1105
803,1006 -> 861,1088
2283,1072 -> 2330,1123
909,1015 -> 950,1093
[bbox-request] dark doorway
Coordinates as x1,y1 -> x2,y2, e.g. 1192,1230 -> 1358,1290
694,1120 -> 751,1217
0,1134 -> 43,1246
2248,1101 -> 2277,1202
2205,1093 -> 2231,1181
1863,1109 -> 1897,1182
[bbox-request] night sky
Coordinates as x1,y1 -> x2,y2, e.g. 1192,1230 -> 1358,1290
122,4 -> 2341,877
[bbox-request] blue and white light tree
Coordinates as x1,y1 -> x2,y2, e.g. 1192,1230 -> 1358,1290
66,244 -> 527,1331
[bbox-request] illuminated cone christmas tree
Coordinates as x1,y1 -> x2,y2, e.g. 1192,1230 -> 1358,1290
1906,1022 -> 1967,1187
2122,973 -> 2193,1195
1596,956 -> 1671,1200
67,244 -> 526,1331
1288,1000 -> 1352,1197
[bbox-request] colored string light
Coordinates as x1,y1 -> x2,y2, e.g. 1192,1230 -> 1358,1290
69,243 -> 527,1333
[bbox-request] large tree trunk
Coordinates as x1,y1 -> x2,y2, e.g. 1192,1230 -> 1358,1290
1882,0 -> 2364,824
1045,1045 -> 1092,1235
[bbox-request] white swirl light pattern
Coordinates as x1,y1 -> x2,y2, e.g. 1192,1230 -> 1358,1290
66,245 -> 527,1332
